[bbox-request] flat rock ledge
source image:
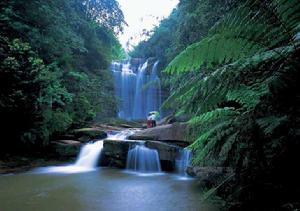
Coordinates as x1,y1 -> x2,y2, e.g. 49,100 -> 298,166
128,123 -> 190,147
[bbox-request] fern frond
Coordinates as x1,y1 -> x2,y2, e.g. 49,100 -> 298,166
226,83 -> 269,109
164,0 -> 300,74
256,115 -> 288,135
188,107 -> 238,125
189,120 -> 235,165
218,132 -> 238,164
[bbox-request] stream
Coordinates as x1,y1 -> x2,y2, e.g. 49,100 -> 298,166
0,130 -> 217,211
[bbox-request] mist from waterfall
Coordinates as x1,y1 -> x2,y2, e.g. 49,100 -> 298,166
111,59 -> 162,120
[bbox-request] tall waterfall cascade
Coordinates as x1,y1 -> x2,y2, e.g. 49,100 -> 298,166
112,59 -> 162,120
126,144 -> 161,173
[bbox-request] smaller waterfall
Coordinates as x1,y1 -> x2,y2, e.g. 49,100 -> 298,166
175,148 -> 192,177
126,144 -> 161,173
35,141 -> 104,174
74,141 -> 104,168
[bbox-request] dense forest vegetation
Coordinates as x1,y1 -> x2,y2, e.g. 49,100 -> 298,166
132,0 -> 300,210
0,0 -> 125,152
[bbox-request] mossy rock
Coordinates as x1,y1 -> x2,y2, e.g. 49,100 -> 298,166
72,128 -> 107,141
51,141 -> 81,157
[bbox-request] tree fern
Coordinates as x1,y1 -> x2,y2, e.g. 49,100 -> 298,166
189,119 -> 235,165
256,115 -> 288,135
165,0 -> 300,74
226,83 -> 269,109
162,0 -> 299,178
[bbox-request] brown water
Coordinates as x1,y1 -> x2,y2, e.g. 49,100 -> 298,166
0,168 -> 218,211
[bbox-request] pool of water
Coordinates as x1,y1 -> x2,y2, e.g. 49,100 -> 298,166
0,168 -> 218,211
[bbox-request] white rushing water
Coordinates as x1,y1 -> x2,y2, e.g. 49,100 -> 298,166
112,59 -> 162,120
108,129 -> 138,140
35,141 -> 104,174
175,148 -> 192,177
126,144 -> 161,173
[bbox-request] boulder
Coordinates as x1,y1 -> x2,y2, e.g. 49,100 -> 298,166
72,128 -> 107,142
101,139 -> 181,171
157,115 -> 191,126
145,141 -> 179,162
128,123 -> 189,147
51,140 -> 81,157
100,139 -> 143,168
145,141 -> 179,171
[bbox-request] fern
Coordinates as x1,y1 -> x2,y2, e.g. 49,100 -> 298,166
256,115 -> 288,135
163,0 -> 299,173
188,107 -> 238,125
187,107 -> 239,165
218,132 -> 238,164
165,0 -> 300,74
226,83 -> 269,109
189,120 -> 235,165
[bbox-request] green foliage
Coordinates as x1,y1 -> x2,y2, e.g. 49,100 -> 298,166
188,108 -> 238,165
256,115 -> 288,135
81,0 -> 126,33
154,0 -> 300,208
146,0 -> 300,178
165,0 -> 300,73
226,83 -> 269,109
0,0 -> 125,150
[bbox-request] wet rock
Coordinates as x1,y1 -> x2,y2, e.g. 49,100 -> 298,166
72,128 -> 107,142
187,166 -> 234,178
51,140 -> 81,157
100,139 -> 143,168
128,123 -> 189,147
146,141 -> 179,162
187,166 -> 235,188
146,141 -> 179,171
157,115 -> 191,125
101,139 -> 181,171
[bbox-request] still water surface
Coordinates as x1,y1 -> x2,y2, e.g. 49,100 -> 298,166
0,168 -> 217,211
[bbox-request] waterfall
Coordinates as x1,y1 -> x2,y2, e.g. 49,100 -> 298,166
74,141 -> 104,168
133,61 -> 148,119
35,141 -> 104,174
175,148 -> 192,176
111,59 -> 162,120
126,144 -> 161,173
112,61 -> 136,119
146,61 -> 161,114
